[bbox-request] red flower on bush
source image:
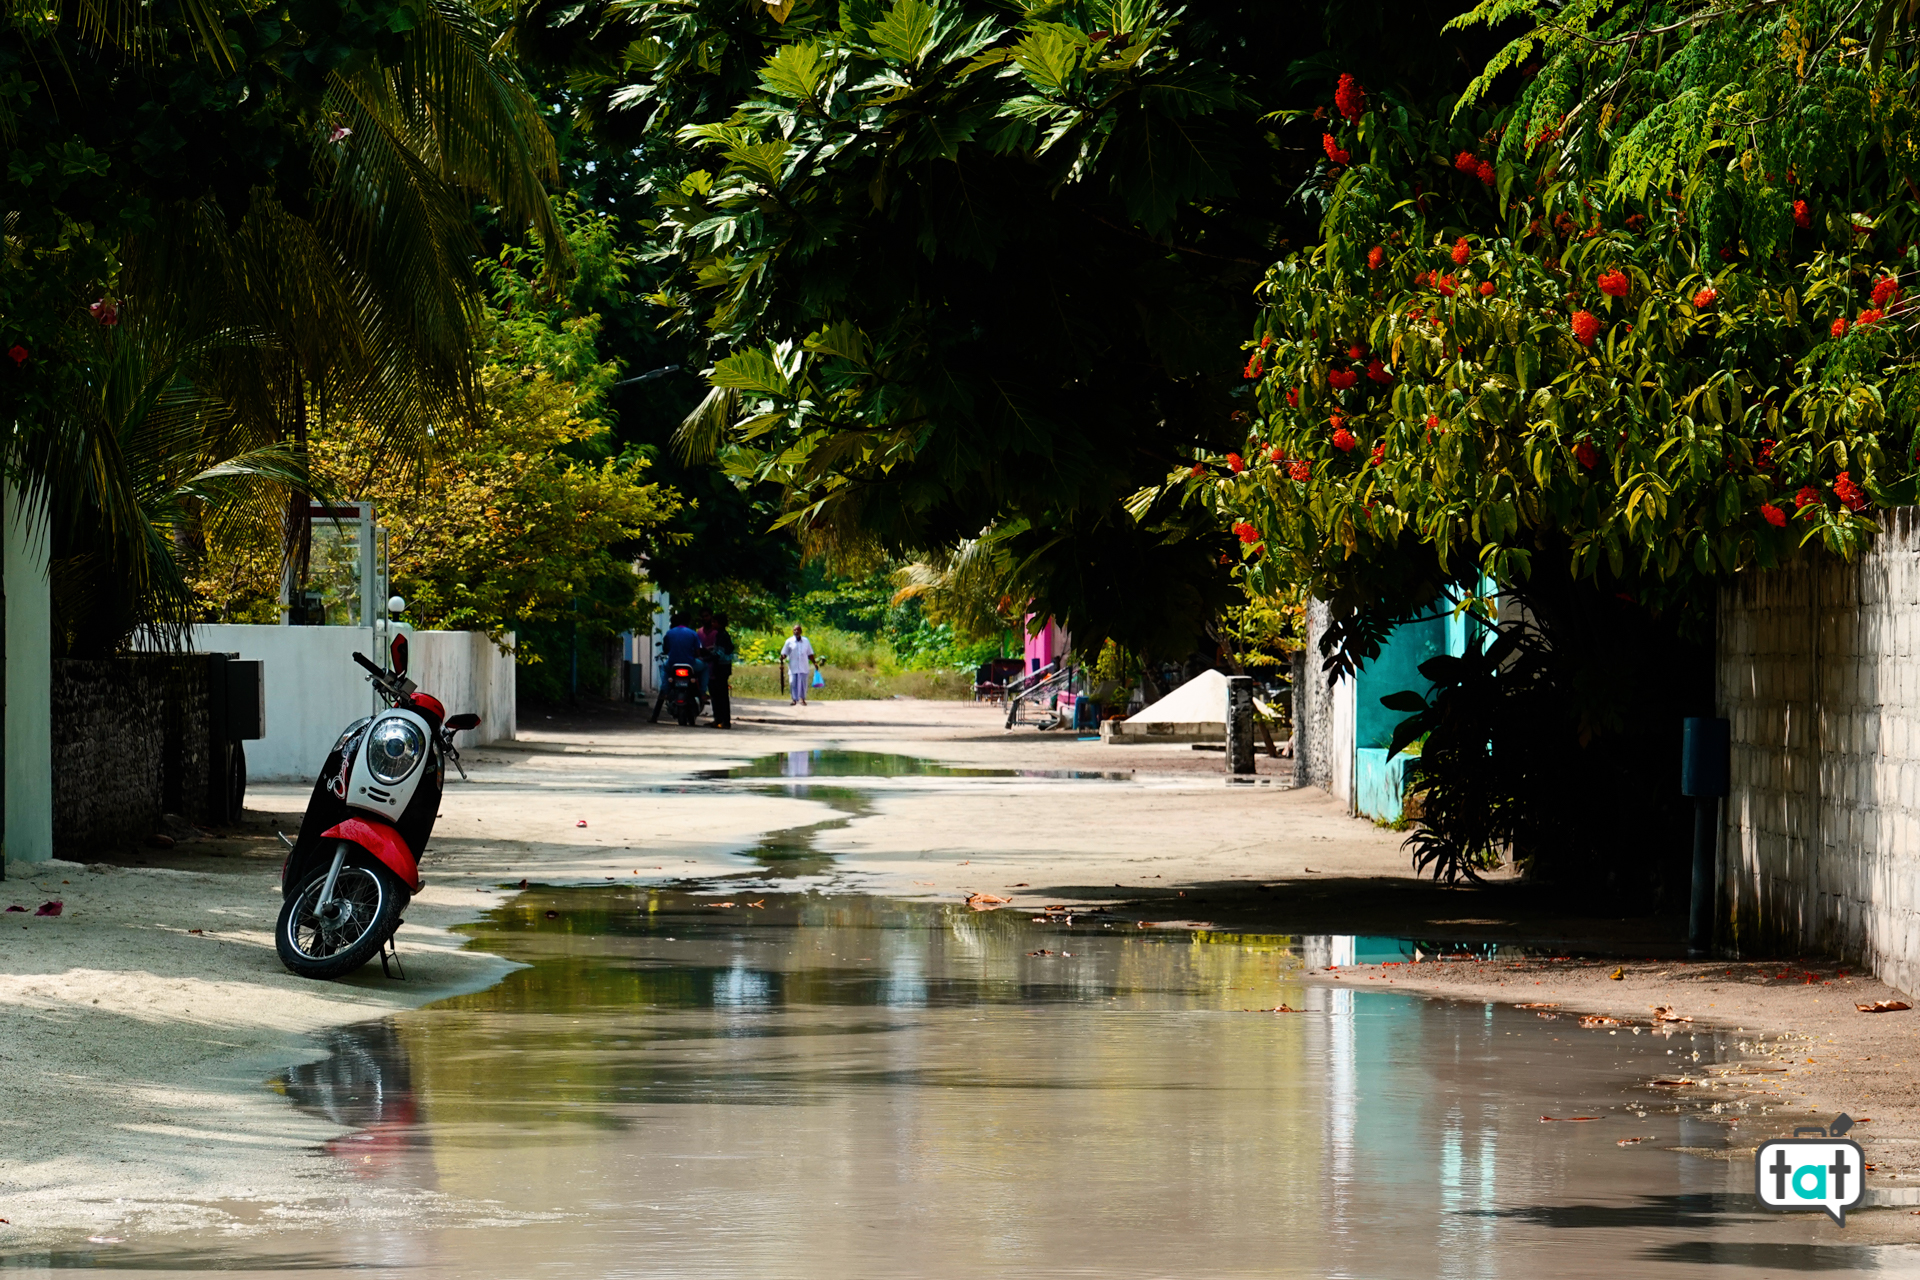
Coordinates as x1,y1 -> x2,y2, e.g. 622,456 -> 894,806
1574,440 -> 1599,469
1597,269 -> 1629,298
1189,464 -> 1206,477
1794,485 -> 1822,510
1226,452 -> 1245,473
1328,368 -> 1359,391
1451,237 -> 1471,266
1232,520 -> 1260,543
1414,270 -> 1431,287
1332,426 -> 1357,452
7,345 -> 25,365
1625,213 -> 1647,233
1454,150 -> 1478,173
1289,459 -> 1312,482
1425,414 -> 1439,434
1322,134 -> 1350,166
88,298 -> 119,326
1860,308 -> 1885,326
1761,502 -> 1787,527
1286,387 -> 1300,408
1571,310 -> 1602,346
1347,343 -> 1366,360
1368,245 -> 1386,270
1244,353 -> 1263,379
1478,281 -> 1496,297
1834,471 -> 1868,512
1335,73 -> 1365,121
1434,273 -> 1457,298
1369,441 -> 1386,467
1873,276 -> 1902,309
1758,438 -> 1775,468
1693,287 -> 1717,309
1475,160 -> 1496,186
1831,317 -> 1850,337
1366,358 -> 1392,384
1270,446 -> 1287,463
1793,199 -> 1812,229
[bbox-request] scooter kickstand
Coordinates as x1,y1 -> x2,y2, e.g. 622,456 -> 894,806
380,931 -> 406,980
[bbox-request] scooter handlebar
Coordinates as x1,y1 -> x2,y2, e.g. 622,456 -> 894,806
352,652 -> 384,677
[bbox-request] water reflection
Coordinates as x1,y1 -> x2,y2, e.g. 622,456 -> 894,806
695,749 -> 1131,781
13,891 -> 1902,1277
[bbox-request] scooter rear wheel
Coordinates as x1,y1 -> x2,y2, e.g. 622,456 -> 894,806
276,850 -> 408,980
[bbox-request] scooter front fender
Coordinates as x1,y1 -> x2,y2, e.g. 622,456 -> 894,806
320,816 -> 422,893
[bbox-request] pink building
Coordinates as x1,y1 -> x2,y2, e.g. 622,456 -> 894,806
1023,615 -> 1069,674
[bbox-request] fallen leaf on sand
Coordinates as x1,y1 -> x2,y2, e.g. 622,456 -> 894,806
747,900 -> 766,909
1537,1012 -> 1560,1020
1010,883 -> 1029,887
1617,1136 -> 1656,1146
1029,949 -> 1058,957
1859,1000 -> 1912,1013
187,928 -> 205,935
1579,1015 -> 1621,1028
34,901 -> 62,917
966,893 -> 1011,911
1242,1005 -> 1298,1013
3,906 -> 21,913
1514,1002 -> 1559,1008
1608,968 -> 1624,980
518,879 -> 529,889
1651,1006 -> 1692,1023
705,902 -> 737,909
1541,1116 -> 1601,1122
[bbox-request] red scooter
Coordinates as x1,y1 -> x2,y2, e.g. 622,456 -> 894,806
276,635 -> 479,979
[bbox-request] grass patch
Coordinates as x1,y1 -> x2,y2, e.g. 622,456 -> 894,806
732,663 -> 973,701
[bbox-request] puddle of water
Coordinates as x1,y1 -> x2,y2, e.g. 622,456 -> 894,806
695,749 -> 1130,782
8,891 -> 1909,1279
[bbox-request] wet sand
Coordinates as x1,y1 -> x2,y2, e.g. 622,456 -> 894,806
3,695 -> 1917,1247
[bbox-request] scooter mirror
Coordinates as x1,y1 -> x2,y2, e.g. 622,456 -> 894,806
389,633 -> 409,676
446,713 -> 481,732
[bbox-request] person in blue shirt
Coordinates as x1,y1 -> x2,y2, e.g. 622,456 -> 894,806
650,614 -> 706,723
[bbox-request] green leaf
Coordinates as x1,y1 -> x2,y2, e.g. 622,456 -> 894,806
759,41 -> 826,100
710,348 -> 792,398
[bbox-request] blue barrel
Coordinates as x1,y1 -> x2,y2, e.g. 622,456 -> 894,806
1073,695 -> 1098,732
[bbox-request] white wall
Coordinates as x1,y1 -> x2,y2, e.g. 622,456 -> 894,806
5,484 -> 52,865
189,625 -> 514,782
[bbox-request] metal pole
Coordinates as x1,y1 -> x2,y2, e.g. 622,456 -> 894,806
1226,675 -> 1256,776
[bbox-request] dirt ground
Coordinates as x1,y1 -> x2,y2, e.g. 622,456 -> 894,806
3,693 -> 1916,1244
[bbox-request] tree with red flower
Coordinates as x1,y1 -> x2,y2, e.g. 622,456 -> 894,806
1322,134 -> 1350,166
1288,459 -> 1311,482
1285,387 -> 1299,408
1794,199 -> 1812,229
1451,237 -> 1471,266
1328,368 -> 1358,390
1692,287 -> 1716,309
1794,485 -> 1822,510
1366,358 -> 1392,384
1369,441 -> 1386,467
1596,269 -> 1628,298
7,345 -> 25,365
1573,440 -> 1599,469
1571,310 -> 1602,346
1331,422 -> 1356,451
1834,471 -> 1868,512
1475,160 -> 1496,185
1367,245 -> 1385,269
1478,281 -> 1495,296
1831,317 -> 1849,337
1434,273 -> 1457,297
1761,502 -> 1786,527
1227,452 -> 1245,473
1860,308 -> 1884,326
1454,150 -> 1478,173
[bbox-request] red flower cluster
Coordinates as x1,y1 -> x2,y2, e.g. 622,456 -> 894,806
1478,281 -> 1496,297
1835,471 -> 1868,512
1794,485 -> 1822,510
1873,275 -> 1902,309
1414,270 -> 1431,286
1761,502 -> 1787,527
1475,160 -> 1496,185
6,345 -> 25,365
1793,199 -> 1812,229
1454,150 -> 1478,173
1286,387 -> 1300,408
1322,134 -> 1350,166
1758,438 -> 1775,468
1232,521 -> 1260,544
1335,73 -> 1365,122
1366,358 -> 1392,384
1625,213 -> 1647,233
1329,368 -> 1359,391
1552,211 -> 1578,238
1332,426 -> 1357,452
1693,287 -> 1717,309
1831,317 -> 1850,337
1244,353 -> 1263,379
1451,237 -> 1471,266
1270,446 -> 1286,463
1368,245 -> 1386,270
1434,273 -> 1457,298
1860,308 -> 1885,326
1571,310 -> 1602,346
1425,414 -> 1439,434
1289,459 -> 1312,482
88,298 -> 119,327
1369,441 -> 1386,467
1574,440 -> 1599,469
1189,464 -> 1206,477
1347,343 -> 1366,360
1226,452 -> 1245,473
1597,269 -> 1629,298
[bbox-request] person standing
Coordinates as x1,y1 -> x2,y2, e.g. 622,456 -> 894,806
780,623 -> 818,706
709,613 -> 735,729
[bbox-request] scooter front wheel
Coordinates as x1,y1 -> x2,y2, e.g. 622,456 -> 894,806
276,851 -> 408,980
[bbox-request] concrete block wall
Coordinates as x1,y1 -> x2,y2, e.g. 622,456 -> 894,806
51,657 -> 214,852
1720,507 -> 1920,993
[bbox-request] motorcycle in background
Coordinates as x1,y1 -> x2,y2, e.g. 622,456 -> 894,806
276,634 -> 479,979
663,661 -> 702,726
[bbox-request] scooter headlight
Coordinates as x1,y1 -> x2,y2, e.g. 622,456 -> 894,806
366,718 -> 426,784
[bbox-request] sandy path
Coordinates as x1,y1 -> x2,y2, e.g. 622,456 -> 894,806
3,694 -> 1916,1245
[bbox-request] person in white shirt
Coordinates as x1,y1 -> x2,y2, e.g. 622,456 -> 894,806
779,625 -> 818,706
